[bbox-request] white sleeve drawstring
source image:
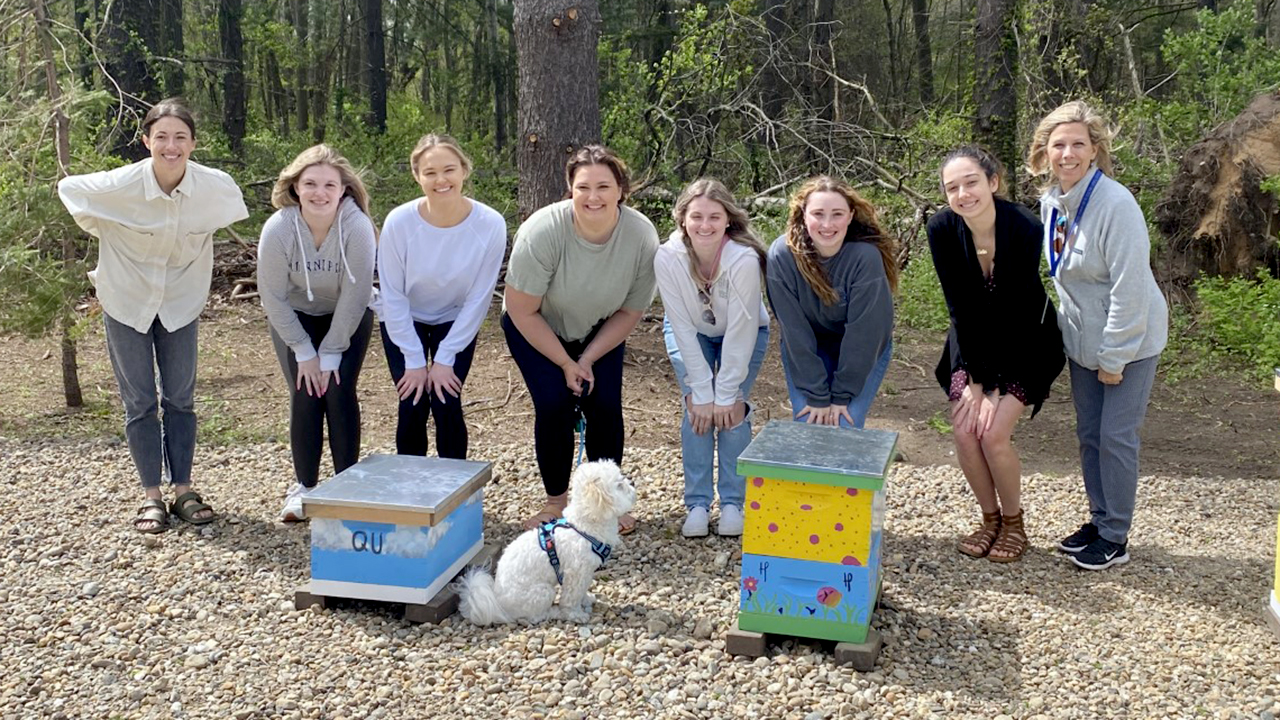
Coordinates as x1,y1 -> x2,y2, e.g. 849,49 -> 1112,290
292,214 -> 315,302
336,213 -> 356,285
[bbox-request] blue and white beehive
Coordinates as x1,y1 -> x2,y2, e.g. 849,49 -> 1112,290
301,454 -> 491,604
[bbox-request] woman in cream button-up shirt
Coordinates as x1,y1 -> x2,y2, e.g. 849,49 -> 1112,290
58,98 -> 248,534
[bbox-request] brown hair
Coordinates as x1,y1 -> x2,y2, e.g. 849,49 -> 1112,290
939,145 -> 1006,199
1026,100 -> 1116,182
271,144 -> 372,218
785,176 -> 898,305
564,145 -> 631,203
671,178 -> 766,284
409,133 -> 473,179
142,97 -> 196,138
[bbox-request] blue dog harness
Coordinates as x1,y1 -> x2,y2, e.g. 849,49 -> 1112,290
537,518 -> 612,585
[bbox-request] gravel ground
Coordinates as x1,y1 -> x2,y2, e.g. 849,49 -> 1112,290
1,435 -> 1277,720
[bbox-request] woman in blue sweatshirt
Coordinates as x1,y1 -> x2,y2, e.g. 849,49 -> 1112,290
1028,101 -> 1168,571
766,176 -> 896,429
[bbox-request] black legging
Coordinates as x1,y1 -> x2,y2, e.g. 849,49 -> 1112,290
270,309 -> 374,488
381,320 -> 477,459
501,312 -> 625,496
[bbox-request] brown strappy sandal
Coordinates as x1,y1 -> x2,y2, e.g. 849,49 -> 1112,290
958,510 -> 1002,558
988,509 -> 1028,563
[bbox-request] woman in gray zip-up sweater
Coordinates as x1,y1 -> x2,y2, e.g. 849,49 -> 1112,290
1028,101 -> 1168,571
257,145 -> 377,522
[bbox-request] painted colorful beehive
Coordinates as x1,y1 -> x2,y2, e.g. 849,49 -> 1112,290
301,454 -> 491,605
736,420 -> 897,644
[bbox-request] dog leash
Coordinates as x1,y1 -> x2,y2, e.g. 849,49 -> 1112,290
574,407 -> 587,468
536,517 -> 612,585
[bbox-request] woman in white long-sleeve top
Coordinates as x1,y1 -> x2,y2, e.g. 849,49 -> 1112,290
655,179 -> 769,538
257,144 -> 377,522
1028,100 -> 1168,571
377,134 -> 506,459
58,98 -> 248,534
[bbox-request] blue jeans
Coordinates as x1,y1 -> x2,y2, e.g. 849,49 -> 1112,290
663,318 -> 769,510
1069,356 -> 1159,545
103,314 -> 200,489
781,340 -> 892,429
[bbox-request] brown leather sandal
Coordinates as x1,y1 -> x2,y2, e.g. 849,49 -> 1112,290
958,510 -> 1002,558
522,503 -> 564,530
988,509 -> 1028,563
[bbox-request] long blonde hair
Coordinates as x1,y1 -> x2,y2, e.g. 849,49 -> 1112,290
271,144 -> 372,217
671,178 -> 766,285
785,176 -> 898,305
1026,100 -> 1116,182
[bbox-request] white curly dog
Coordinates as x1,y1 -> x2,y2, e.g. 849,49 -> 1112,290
456,460 -> 635,625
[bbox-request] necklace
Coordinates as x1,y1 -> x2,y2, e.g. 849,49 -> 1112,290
976,248 -> 990,256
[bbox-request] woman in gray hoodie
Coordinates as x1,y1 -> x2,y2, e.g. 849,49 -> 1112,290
257,145 -> 377,522
1028,101 -> 1168,571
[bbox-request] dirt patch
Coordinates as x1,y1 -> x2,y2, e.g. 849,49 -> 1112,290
2,301 -> 1276,480
1156,90 -> 1280,285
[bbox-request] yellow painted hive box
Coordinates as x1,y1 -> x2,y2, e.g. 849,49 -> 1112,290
735,421 -> 897,644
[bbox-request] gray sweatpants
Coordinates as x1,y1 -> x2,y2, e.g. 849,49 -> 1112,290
1068,355 -> 1159,545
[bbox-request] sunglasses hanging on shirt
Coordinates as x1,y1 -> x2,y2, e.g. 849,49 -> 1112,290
698,285 -> 716,326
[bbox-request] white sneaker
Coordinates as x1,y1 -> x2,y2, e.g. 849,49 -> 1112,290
279,483 -> 310,523
717,505 -> 745,536
682,506 -> 710,538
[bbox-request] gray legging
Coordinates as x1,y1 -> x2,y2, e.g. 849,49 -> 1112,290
270,308 -> 373,487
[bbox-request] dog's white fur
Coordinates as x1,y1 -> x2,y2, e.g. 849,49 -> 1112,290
456,460 -> 635,625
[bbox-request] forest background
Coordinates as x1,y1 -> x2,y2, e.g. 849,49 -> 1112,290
2,0 -> 1280,408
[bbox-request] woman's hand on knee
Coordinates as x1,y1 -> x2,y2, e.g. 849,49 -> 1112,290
713,401 -> 745,430
296,357 -> 326,397
427,362 -> 461,403
396,366 -> 429,405
687,396 -> 714,435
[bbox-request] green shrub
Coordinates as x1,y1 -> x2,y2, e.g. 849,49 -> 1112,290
895,248 -> 949,333
1193,269 -> 1280,380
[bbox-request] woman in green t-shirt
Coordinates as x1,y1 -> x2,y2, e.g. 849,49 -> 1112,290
502,145 -> 660,532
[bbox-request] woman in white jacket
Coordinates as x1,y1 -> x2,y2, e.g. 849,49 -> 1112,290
257,144 -> 377,522
655,179 -> 769,538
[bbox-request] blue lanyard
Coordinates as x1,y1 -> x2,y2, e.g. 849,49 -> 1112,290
1047,170 -> 1103,278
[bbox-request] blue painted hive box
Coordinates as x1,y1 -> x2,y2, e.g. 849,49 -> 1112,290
301,454 -> 491,605
736,421 -> 897,644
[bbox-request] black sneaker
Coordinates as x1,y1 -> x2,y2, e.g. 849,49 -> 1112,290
1056,522 -> 1099,554
1071,537 -> 1129,570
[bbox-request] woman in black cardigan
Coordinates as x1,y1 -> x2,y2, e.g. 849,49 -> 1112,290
927,146 -> 1064,563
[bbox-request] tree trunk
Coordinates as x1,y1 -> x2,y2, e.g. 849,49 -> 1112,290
157,0 -> 184,96
219,0 -> 246,154
514,0 -> 602,218
761,0 -> 788,123
73,0 -> 94,88
973,0 -> 1018,197
912,0 -> 933,105
292,0 -> 310,134
365,0 -> 386,132
810,0 -> 836,122
310,3 -> 329,142
487,0 -> 508,151
101,0 -> 159,160
32,0 -> 85,408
